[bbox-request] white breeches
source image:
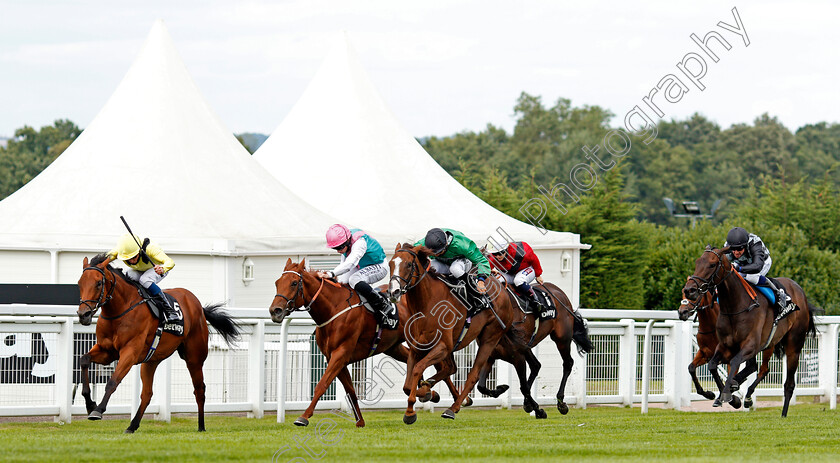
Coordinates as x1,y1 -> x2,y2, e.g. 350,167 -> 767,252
430,258 -> 473,278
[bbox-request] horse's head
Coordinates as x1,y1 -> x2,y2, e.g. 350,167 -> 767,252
683,245 -> 730,305
678,276 -> 715,321
269,258 -> 308,324
77,255 -> 115,326
388,243 -> 431,303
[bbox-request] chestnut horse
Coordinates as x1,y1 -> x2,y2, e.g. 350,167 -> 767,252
269,259 -> 465,428
389,244 -> 517,423
476,281 -> 593,417
683,246 -> 816,417
76,254 -> 241,433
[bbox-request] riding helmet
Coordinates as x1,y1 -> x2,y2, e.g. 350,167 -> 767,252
726,227 -> 749,250
424,228 -> 450,254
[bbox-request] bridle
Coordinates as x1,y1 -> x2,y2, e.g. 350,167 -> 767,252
389,248 -> 430,297
685,247 -> 732,306
273,270 -> 312,318
79,265 -> 116,316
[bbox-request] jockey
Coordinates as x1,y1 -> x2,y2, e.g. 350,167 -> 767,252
487,240 -> 545,309
316,224 -> 397,330
416,228 -> 491,299
724,227 -> 795,314
107,233 -> 182,335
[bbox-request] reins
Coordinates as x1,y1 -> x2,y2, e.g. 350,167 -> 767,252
276,270 -> 361,328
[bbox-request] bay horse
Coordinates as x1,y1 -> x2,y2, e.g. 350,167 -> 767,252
389,244 -> 518,424
76,254 -> 241,433
476,280 -> 593,416
268,259 -> 466,428
683,246 -> 816,417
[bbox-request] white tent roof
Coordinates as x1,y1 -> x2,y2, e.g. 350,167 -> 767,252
0,20 -> 338,254
255,33 -> 583,249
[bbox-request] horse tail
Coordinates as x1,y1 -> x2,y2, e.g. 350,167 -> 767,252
203,303 -> 242,346
571,313 -> 594,355
807,301 -> 822,338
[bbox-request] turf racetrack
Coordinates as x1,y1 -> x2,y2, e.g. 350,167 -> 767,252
2,404 -> 840,462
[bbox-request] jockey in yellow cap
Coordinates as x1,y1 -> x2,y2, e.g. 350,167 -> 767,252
107,234 -> 182,335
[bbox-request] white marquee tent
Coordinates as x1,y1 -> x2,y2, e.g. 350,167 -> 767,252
254,34 -> 588,306
0,21 -> 340,306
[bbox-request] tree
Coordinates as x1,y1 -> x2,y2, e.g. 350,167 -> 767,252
0,119 -> 81,200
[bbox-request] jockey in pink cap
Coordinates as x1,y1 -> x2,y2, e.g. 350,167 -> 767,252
316,224 -> 397,330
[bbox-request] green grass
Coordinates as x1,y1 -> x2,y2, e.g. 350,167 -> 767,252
3,404 -> 840,462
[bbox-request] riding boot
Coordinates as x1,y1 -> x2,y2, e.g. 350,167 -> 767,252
372,292 -> 398,330
764,279 -> 793,317
355,281 -> 397,330
152,293 -> 184,336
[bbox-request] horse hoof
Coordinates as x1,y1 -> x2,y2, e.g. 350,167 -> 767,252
730,382 -> 740,392
356,420 -> 366,428
403,414 -> 417,425
702,391 -> 716,400
441,409 -> 456,420
523,402 -> 534,413
729,396 -> 742,409
712,399 -> 722,408
535,409 -> 547,419
558,402 -> 569,415
418,392 -> 431,403
124,428 -> 135,434
496,384 -> 510,395
477,385 -> 493,397
88,411 -> 103,420
462,397 -> 473,407
293,417 -> 309,427
744,397 -> 753,409
430,391 -> 440,403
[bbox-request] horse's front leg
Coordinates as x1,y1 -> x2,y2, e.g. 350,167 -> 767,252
88,342 -> 145,420
80,344 -> 116,415
403,343 -> 449,424
125,361 -> 159,433
295,347 -> 353,427
689,350 -> 715,400
719,350 -> 750,406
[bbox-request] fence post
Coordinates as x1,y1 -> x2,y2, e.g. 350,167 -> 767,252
661,320 -> 684,409
156,356 -> 171,422
619,319 -> 636,407
55,317 -> 74,423
819,323 -> 839,409
277,318 -> 291,423
576,340 -> 588,409
641,319 -> 655,414
248,320 -> 265,419
677,320 -> 694,408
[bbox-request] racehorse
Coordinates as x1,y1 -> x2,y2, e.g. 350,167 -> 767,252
269,259 -> 467,428
677,285 -> 763,408
76,254 -> 241,433
389,243 -> 518,423
476,280 -> 593,416
683,246 -> 816,417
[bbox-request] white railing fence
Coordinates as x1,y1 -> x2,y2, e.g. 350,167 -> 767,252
1,305 -> 838,423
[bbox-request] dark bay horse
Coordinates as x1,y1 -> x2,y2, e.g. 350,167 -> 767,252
476,280 -> 593,416
389,244 -> 518,424
683,246 -> 816,417
77,254 -> 241,433
269,259 -> 465,428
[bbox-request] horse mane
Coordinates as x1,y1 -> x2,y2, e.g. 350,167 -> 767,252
90,253 -> 133,283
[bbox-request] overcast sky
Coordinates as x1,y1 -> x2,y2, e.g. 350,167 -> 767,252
0,0 -> 836,140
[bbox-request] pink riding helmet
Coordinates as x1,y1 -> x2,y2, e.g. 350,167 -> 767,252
326,224 -> 352,249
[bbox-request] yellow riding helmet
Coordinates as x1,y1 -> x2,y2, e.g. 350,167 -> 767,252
115,233 -> 142,261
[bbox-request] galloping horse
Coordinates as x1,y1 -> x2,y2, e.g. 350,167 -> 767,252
678,286 -> 762,408
683,246 -> 816,417
77,254 -> 241,433
476,281 -> 593,416
389,244 -> 518,423
269,259 -> 465,428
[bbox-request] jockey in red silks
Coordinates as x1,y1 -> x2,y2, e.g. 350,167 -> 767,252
487,240 -> 545,309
